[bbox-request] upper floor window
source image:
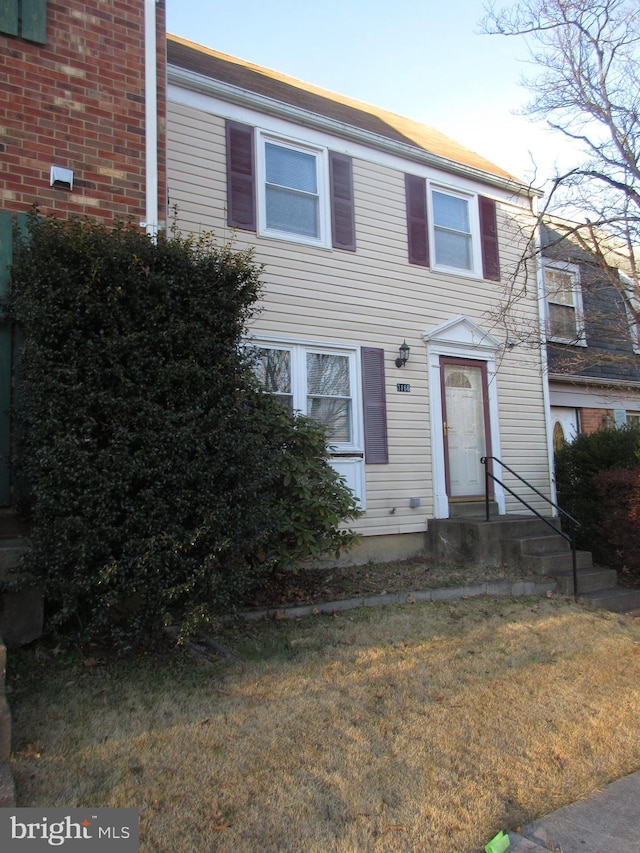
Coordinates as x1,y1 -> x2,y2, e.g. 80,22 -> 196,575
621,273 -> 640,354
431,188 -> 474,272
543,261 -> 586,345
405,175 -> 499,280
261,138 -> 326,243
226,121 -> 356,251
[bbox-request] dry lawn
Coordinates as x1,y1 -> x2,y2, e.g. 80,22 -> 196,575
8,596 -> 640,853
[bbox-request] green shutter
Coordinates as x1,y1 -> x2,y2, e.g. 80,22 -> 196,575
21,0 -> 47,44
0,0 -> 19,36
0,211 -> 13,505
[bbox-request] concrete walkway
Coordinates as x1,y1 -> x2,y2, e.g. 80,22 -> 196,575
507,770 -> 640,852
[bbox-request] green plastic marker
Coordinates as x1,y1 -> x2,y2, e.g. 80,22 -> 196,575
485,830 -> 510,853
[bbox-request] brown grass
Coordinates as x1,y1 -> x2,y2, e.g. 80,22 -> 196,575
8,596 -> 640,853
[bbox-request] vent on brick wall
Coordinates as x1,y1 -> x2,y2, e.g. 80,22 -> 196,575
50,166 -> 73,191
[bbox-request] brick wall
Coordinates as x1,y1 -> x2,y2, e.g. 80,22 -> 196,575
580,407 -> 613,434
0,0 -> 166,226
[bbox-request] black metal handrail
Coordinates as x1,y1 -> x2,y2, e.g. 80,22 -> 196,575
481,456 -> 581,600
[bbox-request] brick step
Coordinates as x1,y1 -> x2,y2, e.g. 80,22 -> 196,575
549,566 -> 619,596
518,549 -> 593,575
507,534 -> 572,556
448,500 -> 499,519
579,586 -> 640,612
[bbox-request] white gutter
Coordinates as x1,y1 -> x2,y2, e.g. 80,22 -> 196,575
143,0 -> 159,239
168,65 -> 541,200
534,196 -> 557,508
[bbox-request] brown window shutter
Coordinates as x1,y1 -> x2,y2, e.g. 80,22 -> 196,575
479,196 -> 500,281
405,174 -> 429,266
361,347 -> 388,464
226,120 -> 256,231
329,152 -> 356,251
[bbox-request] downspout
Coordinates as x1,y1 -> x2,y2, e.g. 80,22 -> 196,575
143,0 -> 159,239
533,196 -> 557,508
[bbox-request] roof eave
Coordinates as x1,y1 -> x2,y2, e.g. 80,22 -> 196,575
548,372 -> 640,391
168,64 -> 540,199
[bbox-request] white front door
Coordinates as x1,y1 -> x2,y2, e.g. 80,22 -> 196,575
441,359 -> 489,498
551,406 -> 579,449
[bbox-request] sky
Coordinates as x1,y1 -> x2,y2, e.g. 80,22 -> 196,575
165,0 -> 581,190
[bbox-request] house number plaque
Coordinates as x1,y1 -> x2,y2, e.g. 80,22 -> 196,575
396,383 -> 411,393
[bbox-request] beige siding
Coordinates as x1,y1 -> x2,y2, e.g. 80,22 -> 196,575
167,99 -> 550,537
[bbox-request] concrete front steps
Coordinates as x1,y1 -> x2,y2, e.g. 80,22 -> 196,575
426,509 -> 640,613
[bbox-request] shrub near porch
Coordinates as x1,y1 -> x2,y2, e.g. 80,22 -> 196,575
8,216 -> 359,648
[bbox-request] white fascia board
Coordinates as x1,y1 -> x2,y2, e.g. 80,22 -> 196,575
549,376 -> 640,409
168,65 -> 538,205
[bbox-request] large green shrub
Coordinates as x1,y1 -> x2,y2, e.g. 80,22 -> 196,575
9,215 -> 359,646
554,425 -> 640,562
593,468 -> 640,578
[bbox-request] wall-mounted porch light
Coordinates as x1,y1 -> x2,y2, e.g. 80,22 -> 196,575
395,340 -> 410,368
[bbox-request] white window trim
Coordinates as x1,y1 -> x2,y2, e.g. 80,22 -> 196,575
253,339 -> 363,454
256,131 -> 331,249
427,182 -> 482,278
620,272 -> 640,355
543,260 -> 587,346
253,338 -> 365,508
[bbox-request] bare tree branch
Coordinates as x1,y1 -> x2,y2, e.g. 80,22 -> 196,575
481,0 -> 640,372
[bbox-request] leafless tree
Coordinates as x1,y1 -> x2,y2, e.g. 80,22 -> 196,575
482,0 -> 640,366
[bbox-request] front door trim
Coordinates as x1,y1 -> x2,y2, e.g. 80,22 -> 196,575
440,356 -> 492,499
423,315 -> 504,518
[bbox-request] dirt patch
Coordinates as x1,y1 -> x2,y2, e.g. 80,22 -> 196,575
246,556 -> 538,609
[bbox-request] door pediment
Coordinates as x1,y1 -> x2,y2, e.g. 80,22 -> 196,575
422,315 -> 500,353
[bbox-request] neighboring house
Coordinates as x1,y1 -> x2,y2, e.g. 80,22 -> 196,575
166,36 -> 554,562
541,222 -> 640,448
0,0 -> 168,503
0,0 -> 168,794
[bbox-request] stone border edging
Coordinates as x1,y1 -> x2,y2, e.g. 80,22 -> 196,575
242,579 -> 558,621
